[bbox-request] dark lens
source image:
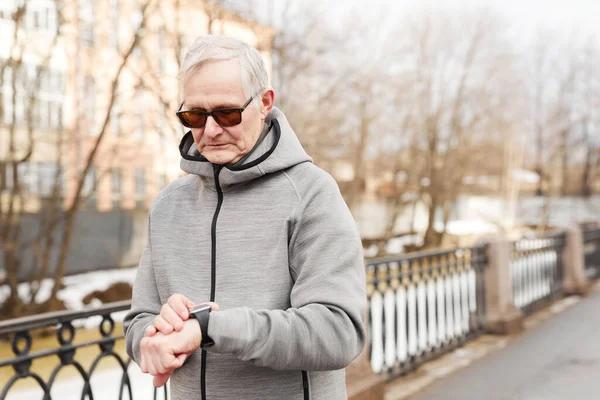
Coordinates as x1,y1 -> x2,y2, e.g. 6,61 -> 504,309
213,109 -> 242,127
179,111 -> 207,128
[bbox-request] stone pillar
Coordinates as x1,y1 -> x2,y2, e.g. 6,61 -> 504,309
346,312 -> 386,400
562,224 -> 591,296
482,236 -> 524,335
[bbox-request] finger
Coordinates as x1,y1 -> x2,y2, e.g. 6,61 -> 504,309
140,338 -> 149,373
148,348 -> 167,375
153,373 -> 171,388
145,325 -> 157,337
140,353 -> 147,373
161,304 -> 185,332
145,354 -> 158,376
199,301 -> 220,312
168,295 -> 194,320
154,315 -> 174,335
174,352 -> 188,368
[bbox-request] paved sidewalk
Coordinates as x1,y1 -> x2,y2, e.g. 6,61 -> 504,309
407,286 -> 600,400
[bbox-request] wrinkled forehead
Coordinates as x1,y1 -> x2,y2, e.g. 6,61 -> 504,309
183,58 -> 242,89
182,59 -> 245,108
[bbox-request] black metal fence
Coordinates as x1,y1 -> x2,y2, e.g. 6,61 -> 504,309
0,300 -> 165,400
366,245 -> 488,379
3,225 -> 600,394
510,232 -> 566,315
582,227 -> 600,280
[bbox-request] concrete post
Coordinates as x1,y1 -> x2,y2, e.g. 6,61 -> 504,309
562,223 -> 591,296
483,236 -> 524,335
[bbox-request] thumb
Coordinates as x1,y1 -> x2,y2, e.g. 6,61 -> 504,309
145,325 -> 157,337
153,373 -> 171,388
184,296 -> 196,309
174,352 -> 189,368
202,301 -> 220,312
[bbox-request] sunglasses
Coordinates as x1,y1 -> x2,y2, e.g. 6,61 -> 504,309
176,94 -> 256,128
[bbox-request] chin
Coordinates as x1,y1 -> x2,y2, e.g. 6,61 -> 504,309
203,150 -> 239,165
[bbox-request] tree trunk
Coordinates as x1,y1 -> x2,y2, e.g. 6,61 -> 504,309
347,93 -> 371,213
3,245 -> 23,318
47,1 -> 151,303
423,191 -> 440,248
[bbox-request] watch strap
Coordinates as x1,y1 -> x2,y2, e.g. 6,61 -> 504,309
191,306 -> 214,348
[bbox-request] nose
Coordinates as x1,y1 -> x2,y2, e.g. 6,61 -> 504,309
203,115 -> 222,138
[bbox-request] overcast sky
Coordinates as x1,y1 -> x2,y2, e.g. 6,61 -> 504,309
380,0 -> 600,39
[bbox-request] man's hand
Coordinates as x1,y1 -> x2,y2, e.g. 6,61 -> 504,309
151,294 -> 219,335
140,319 -> 203,387
153,294 -> 195,335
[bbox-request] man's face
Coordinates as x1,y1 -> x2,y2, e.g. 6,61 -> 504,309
182,59 -> 267,165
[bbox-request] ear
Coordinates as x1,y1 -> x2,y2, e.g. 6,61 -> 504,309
260,89 -> 275,120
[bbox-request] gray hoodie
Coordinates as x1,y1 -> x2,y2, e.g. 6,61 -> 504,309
124,108 -> 367,400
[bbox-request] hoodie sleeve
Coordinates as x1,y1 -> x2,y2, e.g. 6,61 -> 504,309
206,171 -> 367,371
123,216 -> 161,366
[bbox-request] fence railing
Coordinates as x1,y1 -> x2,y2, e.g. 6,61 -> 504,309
366,245 -> 487,379
582,228 -> 600,280
3,225 -> 600,395
0,300 -> 164,400
510,232 -> 566,314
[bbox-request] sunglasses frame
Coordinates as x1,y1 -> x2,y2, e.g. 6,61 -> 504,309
176,94 -> 257,128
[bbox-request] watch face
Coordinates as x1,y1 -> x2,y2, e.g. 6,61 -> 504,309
191,304 -> 211,314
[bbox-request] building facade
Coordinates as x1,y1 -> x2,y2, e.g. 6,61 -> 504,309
0,0 -> 274,213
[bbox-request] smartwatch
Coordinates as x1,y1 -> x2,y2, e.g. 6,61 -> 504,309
189,304 -> 214,348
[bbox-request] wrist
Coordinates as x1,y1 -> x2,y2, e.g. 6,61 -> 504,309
182,319 -> 202,351
189,304 -> 215,348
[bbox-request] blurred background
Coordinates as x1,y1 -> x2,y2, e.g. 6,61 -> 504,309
1,0 -> 600,319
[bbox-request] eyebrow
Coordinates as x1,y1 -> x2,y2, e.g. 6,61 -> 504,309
187,101 -> 240,111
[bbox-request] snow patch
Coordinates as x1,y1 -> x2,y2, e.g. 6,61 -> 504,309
0,268 -> 138,324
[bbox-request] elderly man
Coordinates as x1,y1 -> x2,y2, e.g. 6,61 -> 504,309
124,35 -> 366,400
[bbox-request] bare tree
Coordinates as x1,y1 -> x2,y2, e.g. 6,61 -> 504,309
0,0 -> 154,318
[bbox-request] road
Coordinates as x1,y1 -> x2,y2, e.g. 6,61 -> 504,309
409,288 -> 600,400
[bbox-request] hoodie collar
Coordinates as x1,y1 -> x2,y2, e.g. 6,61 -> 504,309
179,107 -> 311,190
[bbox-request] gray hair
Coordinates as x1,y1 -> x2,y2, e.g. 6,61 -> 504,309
180,35 -> 268,108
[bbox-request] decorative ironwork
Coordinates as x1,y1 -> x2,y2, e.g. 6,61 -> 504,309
510,232 -> 566,315
366,245 -> 488,379
0,300 -> 167,400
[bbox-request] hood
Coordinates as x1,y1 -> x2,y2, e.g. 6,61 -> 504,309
179,107 -> 312,190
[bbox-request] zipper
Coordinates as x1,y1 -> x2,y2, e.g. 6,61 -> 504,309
201,164 -> 224,400
302,370 -> 310,400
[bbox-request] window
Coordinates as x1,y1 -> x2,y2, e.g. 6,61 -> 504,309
80,0 -> 94,44
134,168 -> 146,198
1,66 -> 13,125
0,2 -> 13,20
132,6 -> 143,59
37,162 -> 61,197
109,0 -> 119,50
18,163 -> 37,194
48,69 -> 64,129
22,66 -> 66,130
157,28 -> 165,73
82,167 -> 97,198
111,168 -> 121,197
25,0 -> 58,33
1,163 -> 14,191
85,76 -> 96,135
133,90 -> 146,140
110,97 -> 121,136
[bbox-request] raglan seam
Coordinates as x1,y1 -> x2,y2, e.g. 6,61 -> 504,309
281,169 -> 304,278
151,175 -> 200,211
